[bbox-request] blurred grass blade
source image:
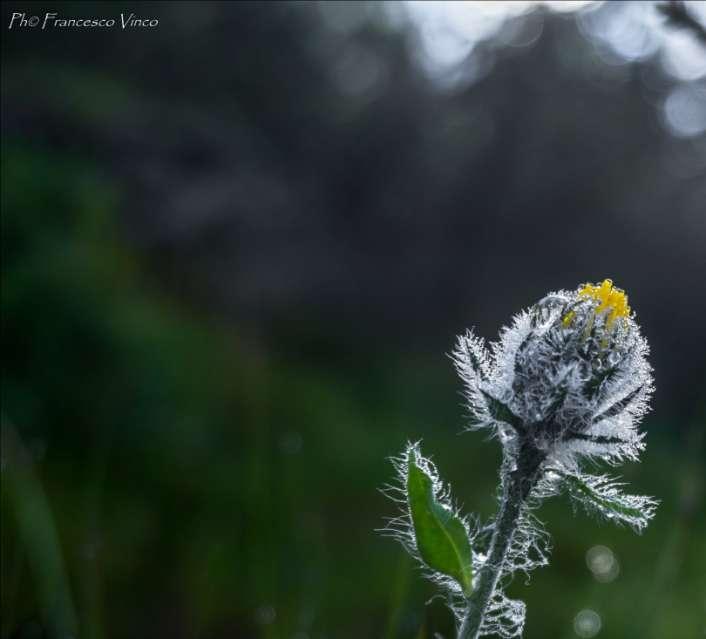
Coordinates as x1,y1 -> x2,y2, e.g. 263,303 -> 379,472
1,420 -> 78,636
407,458 -> 473,596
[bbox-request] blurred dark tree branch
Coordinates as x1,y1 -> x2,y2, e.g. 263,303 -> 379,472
658,1 -> 706,46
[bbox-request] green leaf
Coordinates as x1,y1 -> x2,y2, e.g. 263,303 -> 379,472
407,457 -> 473,595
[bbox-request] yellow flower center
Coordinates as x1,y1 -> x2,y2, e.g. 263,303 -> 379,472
577,279 -> 630,328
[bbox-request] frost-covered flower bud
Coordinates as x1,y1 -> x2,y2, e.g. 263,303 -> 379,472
454,279 -> 654,469
386,280 -> 657,639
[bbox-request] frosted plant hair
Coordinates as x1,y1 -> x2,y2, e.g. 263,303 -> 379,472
381,280 -> 657,638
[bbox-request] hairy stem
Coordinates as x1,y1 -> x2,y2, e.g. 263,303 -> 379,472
458,442 -> 544,639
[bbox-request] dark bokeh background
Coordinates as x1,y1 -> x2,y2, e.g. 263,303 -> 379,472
2,2 -> 705,638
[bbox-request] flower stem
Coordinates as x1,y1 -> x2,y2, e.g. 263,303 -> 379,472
458,442 -> 544,639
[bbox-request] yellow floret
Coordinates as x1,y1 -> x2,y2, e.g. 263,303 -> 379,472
578,279 -> 631,328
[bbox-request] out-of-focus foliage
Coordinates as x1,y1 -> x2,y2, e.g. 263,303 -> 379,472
1,2 -> 705,638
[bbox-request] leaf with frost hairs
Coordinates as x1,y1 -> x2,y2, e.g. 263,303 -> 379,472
407,456 -> 474,596
592,385 -> 645,423
559,471 -> 658,533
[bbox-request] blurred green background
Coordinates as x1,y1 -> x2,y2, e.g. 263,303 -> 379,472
2,2 -> 705,638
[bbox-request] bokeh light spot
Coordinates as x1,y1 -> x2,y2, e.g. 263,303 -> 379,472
256,605 -> 276,625
664,84 -> 706,138
574,609 -> 602,638
585,544 -> 620,583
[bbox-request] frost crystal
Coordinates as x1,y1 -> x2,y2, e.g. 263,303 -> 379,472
384,280 -> 657,639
